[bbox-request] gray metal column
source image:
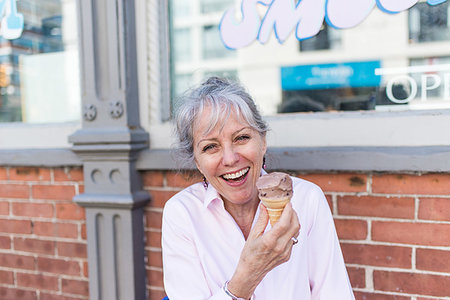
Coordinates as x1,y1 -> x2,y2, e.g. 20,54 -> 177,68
69,0 -> 150,299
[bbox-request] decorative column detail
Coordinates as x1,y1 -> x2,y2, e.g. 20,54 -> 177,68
69,0 -> 150,299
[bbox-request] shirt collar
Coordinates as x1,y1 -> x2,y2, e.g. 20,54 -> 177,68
202,168 -> 267,209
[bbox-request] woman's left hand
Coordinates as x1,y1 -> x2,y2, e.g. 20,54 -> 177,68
226,202 -> 301,298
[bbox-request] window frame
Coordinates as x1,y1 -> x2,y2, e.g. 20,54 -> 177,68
138,0 -> 450,173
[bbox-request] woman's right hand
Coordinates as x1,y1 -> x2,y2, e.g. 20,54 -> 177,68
226,202 -> 301,299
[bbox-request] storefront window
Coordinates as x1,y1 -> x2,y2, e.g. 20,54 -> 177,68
0,0 -> 79,123
300,24 -> 341,52
168,0 -> 450,116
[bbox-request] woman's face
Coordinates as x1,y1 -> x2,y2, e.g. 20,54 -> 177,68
193,105 -> 267,207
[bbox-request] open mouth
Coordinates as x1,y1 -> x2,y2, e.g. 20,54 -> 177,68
221,167 -> 250,182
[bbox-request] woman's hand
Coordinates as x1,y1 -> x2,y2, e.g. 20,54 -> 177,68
227,202 -> 301,299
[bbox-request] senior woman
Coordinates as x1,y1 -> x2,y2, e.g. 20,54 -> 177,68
162,77 -> 354,300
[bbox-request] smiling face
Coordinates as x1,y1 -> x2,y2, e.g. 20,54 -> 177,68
193,105 -> 267,208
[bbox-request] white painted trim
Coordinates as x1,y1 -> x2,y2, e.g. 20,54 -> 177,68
0,122 -> 80,149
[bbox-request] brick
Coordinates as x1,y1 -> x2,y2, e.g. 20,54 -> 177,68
148,288 -> 167,300
419,197 -> 450,221
146,230 -> 162,248
346,267 -> 365,289
40,293 -> 81,300
32,185 -> 75,201
82,261 -> 89,278
0,201 -> 8,215
338,195 -> 414,219
341,243 -> 411,268
12,202 -> 54,218
61,278 -> 89,296
9,167 -> 51,181
53,167 -> 83,182
0,184 -> 29,199
37,257 -> 81,276
0,236 -> 11,249
149,190 -> 178,208
372,221 -> 450,246
166,171 -> 202,188
372,173 -> 450,195
17,272 -> 58,291
81,224 -> 87,239
0,219 -> 31,234
0,168 -> 7,180
57,241 -> 87,258
416,248 -> 450,273
374,270 -> 450,297
325,194 -> 333,213
14,237 -> 55,255
55,203 -> 85,220
33,221 -> 78,239
147,250 -> 163,268
141,171 -> 165,187
0,270 -> 14,284
334,219 -> 367,240
353,291 -> 409,300
145,210 -> 163,229
296,173 -> 367,193
147,269 -> 164,287
0,253 -> 35,270
0,287 -> 37,300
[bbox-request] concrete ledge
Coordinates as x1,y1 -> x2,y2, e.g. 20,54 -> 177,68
136,146 -> 450,173
1,146 -> 450,172
0,149 -> 82,167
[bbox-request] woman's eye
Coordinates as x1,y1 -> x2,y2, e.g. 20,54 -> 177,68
202,144 -> 216,152
235,135 -> 250,142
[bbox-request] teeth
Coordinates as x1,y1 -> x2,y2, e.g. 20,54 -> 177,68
223,168 -> 249,180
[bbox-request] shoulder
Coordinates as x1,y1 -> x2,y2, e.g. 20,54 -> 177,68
163,182 -> 205,222
291,176 -> 324,198
289,175 -> 329,216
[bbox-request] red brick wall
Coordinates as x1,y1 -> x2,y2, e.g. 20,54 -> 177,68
0,167 -> 88,300
142,170 -> 450,300
1,168 -> 449,299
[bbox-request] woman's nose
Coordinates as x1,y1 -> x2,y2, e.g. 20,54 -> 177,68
222,146 -> 239,166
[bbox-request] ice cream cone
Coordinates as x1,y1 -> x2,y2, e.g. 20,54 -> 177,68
260,196 -> 291,226
256,172 -> 293,226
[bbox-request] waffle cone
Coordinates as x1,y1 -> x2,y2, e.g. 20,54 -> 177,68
260,196 -> 291,226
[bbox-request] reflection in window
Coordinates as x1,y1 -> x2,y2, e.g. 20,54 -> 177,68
203,25 -> 235,59
0,0 -> 80,123
201,0 -> 234,14
172,28 -> 192,63
170,0 -> 191,18
204,70 -> 237,81
300,24 -> 341,52
409,1 -> 450,43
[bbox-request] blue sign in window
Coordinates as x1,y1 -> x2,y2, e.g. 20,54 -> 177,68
281,61 -> 382,90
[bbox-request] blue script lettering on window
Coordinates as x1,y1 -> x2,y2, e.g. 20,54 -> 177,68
0,0 -> 23,39
219,0 -> 448,49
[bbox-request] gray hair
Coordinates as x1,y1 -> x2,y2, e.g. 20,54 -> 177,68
173,77 -> 269,167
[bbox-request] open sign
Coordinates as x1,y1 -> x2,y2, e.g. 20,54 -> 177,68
376,64 -> 450,103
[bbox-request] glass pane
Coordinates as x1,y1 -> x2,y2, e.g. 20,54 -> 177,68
0,0 -> 80,123
168,1 -> 450,116
173,28 -> 192,63
202,25 -> 236,59
201,0 -> 234,14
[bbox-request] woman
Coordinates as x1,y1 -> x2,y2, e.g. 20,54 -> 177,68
162,77 -> 354,299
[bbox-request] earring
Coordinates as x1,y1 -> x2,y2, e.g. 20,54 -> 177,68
203,176 -> 208,189
263,156 -> 267,170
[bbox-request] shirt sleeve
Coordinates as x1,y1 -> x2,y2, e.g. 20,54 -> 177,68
162,199 -> 232,300
306,187 -> 355,299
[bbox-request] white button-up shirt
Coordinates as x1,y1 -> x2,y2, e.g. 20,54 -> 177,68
162,175 -> 355,300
